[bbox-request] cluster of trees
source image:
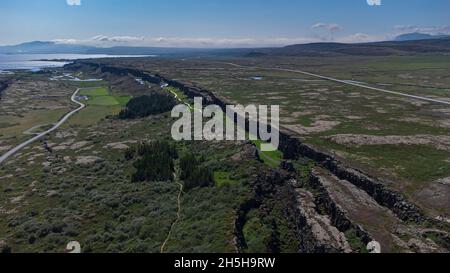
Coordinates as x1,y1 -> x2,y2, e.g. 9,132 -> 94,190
130,141 -> 178,182
180,153 -> 214,191
119,93 -> 176,119
126,141 -> 215,189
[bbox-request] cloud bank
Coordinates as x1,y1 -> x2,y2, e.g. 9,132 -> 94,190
52,33 -> 388,48
54,35 -> 319,48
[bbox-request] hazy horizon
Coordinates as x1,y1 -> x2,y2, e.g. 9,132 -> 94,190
1,0 -> 450,48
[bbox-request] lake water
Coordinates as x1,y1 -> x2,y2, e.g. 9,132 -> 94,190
0,54 -> 154,71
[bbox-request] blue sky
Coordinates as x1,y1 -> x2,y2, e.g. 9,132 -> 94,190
1,0 -> 449,47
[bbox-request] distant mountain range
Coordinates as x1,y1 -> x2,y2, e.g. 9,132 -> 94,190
394,32 -> 449,42
0,41 -> 220,56
245,36 -> 450,57
1,34 -> 449,57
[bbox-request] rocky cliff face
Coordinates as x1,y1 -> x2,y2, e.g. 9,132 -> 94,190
290,141 -> 425,222
308,171 -> 373,246
234,168 -> 350,253
234,169 -> 292,252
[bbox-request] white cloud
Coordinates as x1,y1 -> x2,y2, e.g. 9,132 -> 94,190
54,35 -> 145,46
52,32 -> 391,48
66,0 -> 81,6
53,35 -> 322,48
338,33 -> 386,43
53,38 -> 78,44
90,35 -> 145,43
312,23 -> 343,32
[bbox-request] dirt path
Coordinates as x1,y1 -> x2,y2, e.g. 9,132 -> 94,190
160,178 -> 184,253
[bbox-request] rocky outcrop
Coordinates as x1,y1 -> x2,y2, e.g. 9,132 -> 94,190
308,171 -> 373,247
234,168 -> 344,253
295,188 -> 353,253
234,169 -> 294,252
290,141 -> 425,222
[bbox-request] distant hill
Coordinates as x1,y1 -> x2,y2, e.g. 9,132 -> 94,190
2,38 -> 450,58
0,41 -> 94,54
245,38 -> 450,57
0,41 -> 223,56
395,32 -> 450,41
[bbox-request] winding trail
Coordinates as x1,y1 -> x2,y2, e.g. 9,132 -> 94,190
0,88 -> 86,165
220,62 -> 450,106
167,88 -> 191,109
160,177 -> 184,253
165,86 -> 202,113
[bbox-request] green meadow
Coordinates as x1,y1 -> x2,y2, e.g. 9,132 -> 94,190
68,87 -> 131,126
80,87 -> 131,106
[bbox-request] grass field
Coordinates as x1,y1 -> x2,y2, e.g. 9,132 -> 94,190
310,138 -> 450,193
115,96 -> 133,106
67,87 -> 131,126
89,96 -> 121,106
79,88 -> 109,97
80,87 -> 131,106
67,105 -> 123,127
69,80 -> 106,88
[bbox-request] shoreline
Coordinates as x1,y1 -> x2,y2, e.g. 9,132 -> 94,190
0,54 -> 156,72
